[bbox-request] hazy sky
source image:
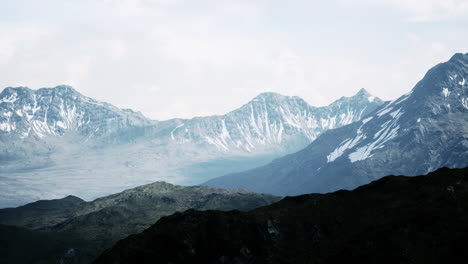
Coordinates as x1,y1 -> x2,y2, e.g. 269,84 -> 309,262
1,0 -> 467,120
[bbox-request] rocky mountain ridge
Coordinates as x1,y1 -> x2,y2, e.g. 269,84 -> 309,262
0,86 -> 382,153
205,53 -> 468,195
0,85 -> 152,139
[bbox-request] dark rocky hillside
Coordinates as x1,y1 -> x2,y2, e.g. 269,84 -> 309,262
95,167 -> 468,264
0,182 -> 279,263
0,224 -> 91,264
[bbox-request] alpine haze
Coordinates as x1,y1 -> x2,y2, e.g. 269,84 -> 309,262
0,87 -> 382,207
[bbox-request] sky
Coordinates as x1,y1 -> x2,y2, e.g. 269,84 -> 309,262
0,0 -> 467,120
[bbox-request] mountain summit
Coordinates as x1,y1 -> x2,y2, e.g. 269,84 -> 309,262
0,85 -> 152,139
205,53 -> 468,195
168,89 -> 383,153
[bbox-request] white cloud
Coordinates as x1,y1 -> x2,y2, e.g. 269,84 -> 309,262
340,0 -> 468,22
99,0 -> 168,17
109,39 -> 127,60
66,56 -> 94,88
0,0 -> 466,119
0,23 -> 53,65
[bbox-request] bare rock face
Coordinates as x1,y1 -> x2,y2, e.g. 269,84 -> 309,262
95,167 -> 468,264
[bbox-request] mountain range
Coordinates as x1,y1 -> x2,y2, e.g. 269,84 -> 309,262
204,53 -> 468,195
95,167 -> 468,264
0,53 -> 467,264
0,86 -> 382,207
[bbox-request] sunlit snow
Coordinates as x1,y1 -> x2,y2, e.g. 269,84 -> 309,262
442,88 -> 450,98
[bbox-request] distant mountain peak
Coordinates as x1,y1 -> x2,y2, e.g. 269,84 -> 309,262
251,92 -> 293,102
49,85 -> 80,93
51,85 -> 76,91
251,89 -> 380,106
0,85 -> 153,139
331,88 -> 381,106
1,85 -> 79,94
36,85 -> 84,97
0,86 -> 31,96
406,52 -> 467,105
356,88 -> 371,96
449,52 -> 468,63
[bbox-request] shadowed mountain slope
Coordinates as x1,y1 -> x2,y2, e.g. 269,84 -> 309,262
95,167 -> 468,264
0,182 -> 279,263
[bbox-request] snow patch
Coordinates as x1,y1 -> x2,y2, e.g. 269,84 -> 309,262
82,97 -> 105,107
442,88 -> 450,98
277,122 -> 284,142
0,122 -> 15,132
56,121 -> 66,129
25,112 -> 34,121
205,135 -> 228,151
459,78 -> 466,86
361,116 -> 373,124
462,98 -> 468,109
31,120 -> 55,138
327,134 -> 364,163
58,103 -> 85,130
0,93 -> 17,103
389,108 -> 403,119
339,108 -> 356,125
376,106 -> 393,117
170,123 -> 184,140
349,124 -> 400,163
368,96 -> 375,102
219,119 -> 232,146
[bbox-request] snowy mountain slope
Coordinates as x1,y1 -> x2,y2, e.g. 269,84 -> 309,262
205,53 -> 468,195
166,89 -> 382,154
0,86 -> 382,207
0,85 -> 153,139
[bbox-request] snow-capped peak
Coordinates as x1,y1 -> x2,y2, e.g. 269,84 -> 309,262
168,90 -> 383,153
0,86 -> 153,139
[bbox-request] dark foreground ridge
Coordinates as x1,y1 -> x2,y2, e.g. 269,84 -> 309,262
95,167 -> 468,264
0,182 -> 279,264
